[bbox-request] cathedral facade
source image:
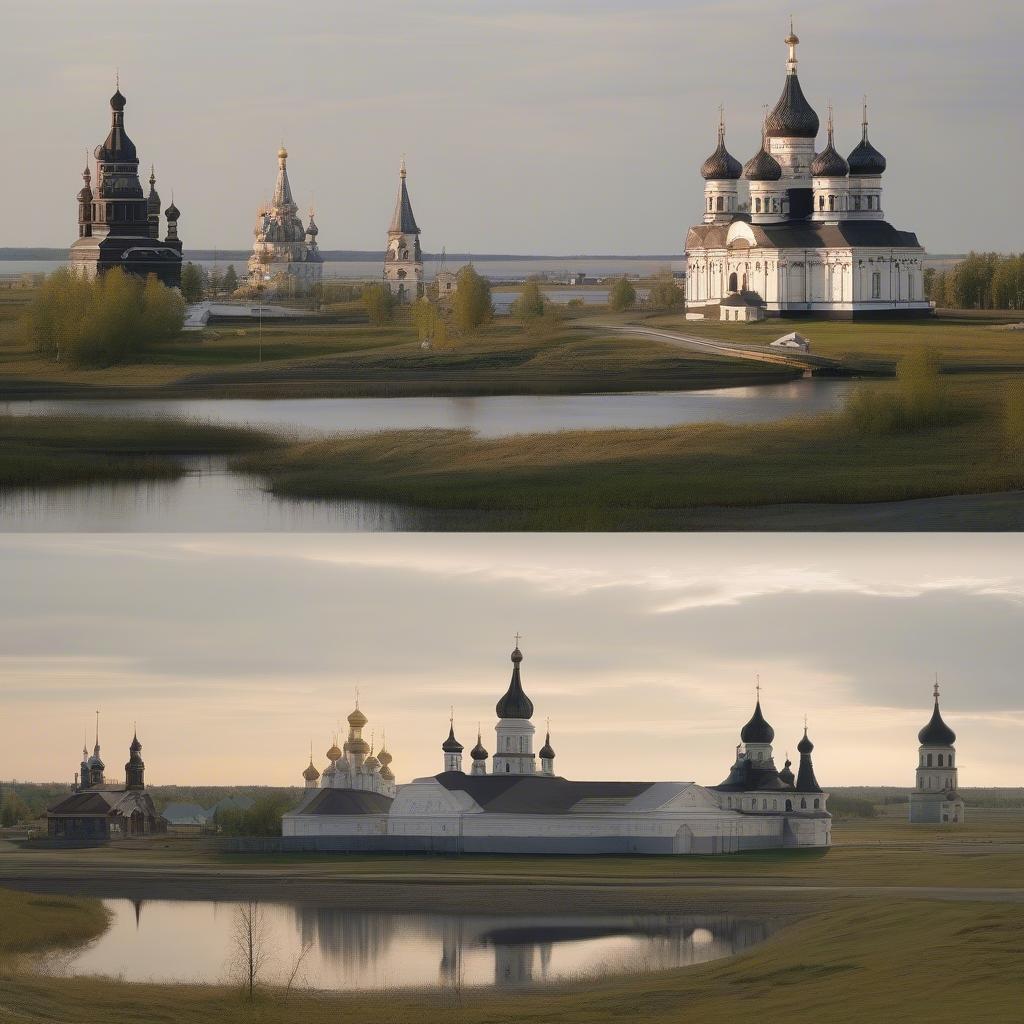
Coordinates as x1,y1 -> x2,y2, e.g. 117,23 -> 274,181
282,644 -> 830,854
247,147 -> 323,293
685,27 -> 930,320
69,85 -> 182,288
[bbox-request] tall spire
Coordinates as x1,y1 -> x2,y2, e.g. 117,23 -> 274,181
861,95 -> 869,141
389,157 -> 420,234
785,16 -> 799,74
94,709 -> 100,754
273,144 -> 295,211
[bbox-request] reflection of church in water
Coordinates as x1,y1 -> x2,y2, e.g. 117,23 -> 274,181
284,641 -> 830,853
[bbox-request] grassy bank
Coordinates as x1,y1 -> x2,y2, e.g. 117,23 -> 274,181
0,414 -> 278,488
231,375 -> 1024,529
0,891 -> 1019,1023
0,887 -> 107,953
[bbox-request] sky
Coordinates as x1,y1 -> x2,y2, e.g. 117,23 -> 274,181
1,533 -> 1021,789
1,0 -> 1021,255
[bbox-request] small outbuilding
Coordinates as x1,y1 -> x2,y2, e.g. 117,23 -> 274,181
719,291 -> 765,322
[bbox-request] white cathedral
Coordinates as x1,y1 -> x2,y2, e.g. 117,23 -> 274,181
685,25 -> 931,320
282,643 -> 831,855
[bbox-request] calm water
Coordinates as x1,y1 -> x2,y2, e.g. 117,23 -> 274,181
0,380 -> 853,438
0,382 -> 853,531
39,900 -> 773,991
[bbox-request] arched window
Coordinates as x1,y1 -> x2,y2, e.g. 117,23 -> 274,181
938,754 -> 944,767
716,196 -> 724,212
755,198 -> 761,213
772,799 -> 778,810
813,798 -> 820,809
950,753 -> 954,766
505,763 -> 510,773
728,272 -> 738,291
818,195 -> 825,210
828,195 -> 835,211
800,798 -> 807,809
762,799 -> 767,809
927,754 -> 933,766
785,799 -> 793,812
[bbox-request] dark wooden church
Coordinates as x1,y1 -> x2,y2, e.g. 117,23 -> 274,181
47,720 -> 165,840
68,81 -> 182,288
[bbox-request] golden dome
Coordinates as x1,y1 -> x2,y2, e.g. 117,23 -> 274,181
302,760 -> 320,781
326,741 -> 342,761
278,145 -> 288,160
348,707 -> 368,729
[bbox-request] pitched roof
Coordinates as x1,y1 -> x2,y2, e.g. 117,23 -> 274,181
435,772 -> 653,814
389,176 -> 420,235
298,788 -> 394,816
686,219 -> 921,252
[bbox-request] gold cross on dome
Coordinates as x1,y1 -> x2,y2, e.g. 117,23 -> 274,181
514,632 -> 522,647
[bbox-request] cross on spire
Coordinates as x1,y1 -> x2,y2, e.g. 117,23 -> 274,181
514,632 -> 522,648
934,673 -> 940,701
755,674 -> 761,699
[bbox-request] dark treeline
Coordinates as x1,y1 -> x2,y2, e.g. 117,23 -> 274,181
926,252 -> 1024,310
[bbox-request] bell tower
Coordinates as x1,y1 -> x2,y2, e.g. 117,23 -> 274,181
383,157 -> 423,303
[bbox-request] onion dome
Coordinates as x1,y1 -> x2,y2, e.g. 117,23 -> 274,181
164,201 -> 180,222
129,731 -> 142,755
470,728 -> 488,761
78,162 -> 93,202
110,87 -> 126,112
496,645 -> 534,720
847,99 -> 886,176
539,730 -> 555,760
347,706 -> 368,729
918,686 -> 956,746
377,745 -> 393,768
442,723 -> 464,754
740,699 -> 775,744
349,736 -> 370,755
147,167 -> 161,213
797,727 -> 814,755
701,118 -> 742,181
778,757 -> 795,786
743,140 -> 782,182
302,760 -> 320,782
765,26 -> 819,139
278,145 -> 288,160
810,112 -> 848,177
326,740 -> 342,762
363,751 -> 381,773
379,765 -> 395,781
306,211 -> 319,237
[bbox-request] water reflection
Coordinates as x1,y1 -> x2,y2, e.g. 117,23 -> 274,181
42,899 -> 774,991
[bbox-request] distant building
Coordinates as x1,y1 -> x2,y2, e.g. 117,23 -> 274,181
909,683 -> 965,824
47,717 -> 164,840
283,643 -> 830,853
685,25 -> 929,319
69,83 -> 182,288
720,291 -> 765,322
161,802 -> 212,834
383,158 -> 423,303
434,269 -> 459,304
248,147 -> 323,293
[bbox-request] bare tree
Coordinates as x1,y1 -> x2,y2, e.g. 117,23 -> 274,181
232,899 -> 271,1002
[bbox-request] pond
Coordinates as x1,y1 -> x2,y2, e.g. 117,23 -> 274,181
39,899 -> 774,991
0,379 -> 853,439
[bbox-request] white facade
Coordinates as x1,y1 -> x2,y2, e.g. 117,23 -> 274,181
282,647 -> 831,854
686,28 -> 930,320
909,684 -> 965,824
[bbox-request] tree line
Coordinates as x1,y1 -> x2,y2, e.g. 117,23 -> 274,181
926,252 -> 1024,310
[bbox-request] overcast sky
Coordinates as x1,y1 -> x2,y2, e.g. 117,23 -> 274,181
1,534 -> 1021,789
1,0 -> 1020,254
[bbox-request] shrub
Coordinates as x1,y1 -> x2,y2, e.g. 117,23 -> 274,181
180,262 -> 205,303
609,276 -> 636,312
19,268 -> 184,367
411,298 -> 452,350
647,277 -> 683,311
215,793 -> 294,837
511,279 -> 545,320
361,283 -> 398,325
452,265 -> 493,331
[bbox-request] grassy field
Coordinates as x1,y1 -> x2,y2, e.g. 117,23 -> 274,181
0,415 -> 278,488
1,814 -> 1022,1023
0,289 -> 793,398
0,888 -> 107,954
230,374 -> 1024,529
647,311 -> 1024,372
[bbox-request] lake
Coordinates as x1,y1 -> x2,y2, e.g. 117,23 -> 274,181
38,899 -> 774,991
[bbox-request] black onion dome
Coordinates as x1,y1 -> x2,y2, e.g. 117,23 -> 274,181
129,732 -> 142,754
164,201 -> 180,221
744,144 -> 782,182
797,728 -> 814,754
765,74 -> 819,139
701,122 -> 742,181
847,135 -> 886,176
441,724 -> 464,753
496,647 -> 534,719
810,139 -> 848,178
539,732 -> 555,759
778,758 -> 795,786
470,733 -> 488,760
740,700 -> 775,744
918,699 -> 956,746
110,88 -> 127,112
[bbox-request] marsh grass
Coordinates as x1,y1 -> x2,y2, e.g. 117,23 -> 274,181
0,414 -> 279,488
